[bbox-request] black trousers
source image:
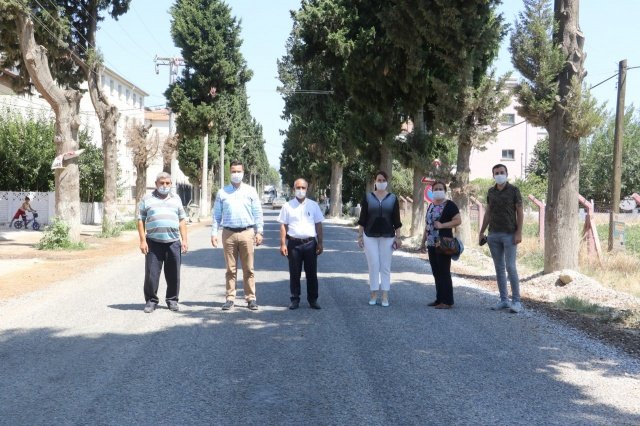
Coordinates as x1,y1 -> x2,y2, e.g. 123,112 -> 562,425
144,239 -> 181,303
287,238 -> 319,302
427,246 -> 454,305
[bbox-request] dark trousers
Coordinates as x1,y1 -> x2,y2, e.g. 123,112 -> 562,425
144,239 -> 181,304
287,239 -> 319,302
427,246 -> 454,305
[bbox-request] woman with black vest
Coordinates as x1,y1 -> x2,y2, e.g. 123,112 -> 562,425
357,170 -> 403,307
419,181 -> 461,309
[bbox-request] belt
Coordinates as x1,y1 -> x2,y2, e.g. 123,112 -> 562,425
225,226 -> 252,232
287,235 -> 315,243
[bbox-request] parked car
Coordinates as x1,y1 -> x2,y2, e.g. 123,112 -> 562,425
272,196 -> 287,209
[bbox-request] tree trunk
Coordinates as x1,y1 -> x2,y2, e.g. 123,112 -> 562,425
329,160 -> 343,217
135,165 -> 147,207
452,135 -> 473,245
87,68 -> 120,234
15,13 -> 82,240
379,143 -> 393,180
544,0 -> 585,272
410,165 -> 425,237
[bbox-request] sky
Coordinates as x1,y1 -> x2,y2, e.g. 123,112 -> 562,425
97,1 -> 640,169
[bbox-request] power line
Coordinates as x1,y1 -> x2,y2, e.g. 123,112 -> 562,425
129,3 -> 166,53
499,65 -> 638,133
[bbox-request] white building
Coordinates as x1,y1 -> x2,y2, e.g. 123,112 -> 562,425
0,67 -> 190,207
468,79 -> 548,180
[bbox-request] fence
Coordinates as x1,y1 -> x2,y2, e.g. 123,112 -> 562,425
1,191 -> 140,226
0,191 -> 55,225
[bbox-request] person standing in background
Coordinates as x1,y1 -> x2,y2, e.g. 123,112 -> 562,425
211,160 -> 264,311
357,171 -> 402,307
278,178 -> 324,310
479,164 -> 524,313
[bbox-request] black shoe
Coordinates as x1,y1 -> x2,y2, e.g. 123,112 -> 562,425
427,300 -> 439,307
248,300 -> 259,311
309,301 -> 321,310
289,301 -> 300,310
144,301 -> 157,313
167,300 -> 179,312
222,300 -> 235,310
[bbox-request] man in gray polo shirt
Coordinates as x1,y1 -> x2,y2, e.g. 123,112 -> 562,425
138,172 -> 188,313
479,164 -> 524,313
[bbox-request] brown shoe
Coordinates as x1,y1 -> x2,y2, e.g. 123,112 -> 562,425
427,300 -> 439,307
435,303 -> 452,309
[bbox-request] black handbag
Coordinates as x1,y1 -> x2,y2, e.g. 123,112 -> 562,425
435,236 -> 459,256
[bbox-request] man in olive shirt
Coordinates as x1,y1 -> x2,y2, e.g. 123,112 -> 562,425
479,164 -> 524,313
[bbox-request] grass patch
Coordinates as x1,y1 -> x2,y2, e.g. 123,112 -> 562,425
120,219 -> 138,231
97,219 -> 138,238
596,222 -> 640,255
556,296 -> 603,315
37,218 -> 86,250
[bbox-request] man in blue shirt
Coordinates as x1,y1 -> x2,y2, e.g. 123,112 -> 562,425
211,160 -> 264,311
137,172 -> 188,313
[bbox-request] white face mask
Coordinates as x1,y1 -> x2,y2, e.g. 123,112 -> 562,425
157,186 -> 171,195
494,174 -> 508,185
295,189 -> 306,199
230,172 -> 244,184
375,181 -> 388,191
432,190 -> 446,201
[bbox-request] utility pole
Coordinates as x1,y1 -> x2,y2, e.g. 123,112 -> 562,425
609,59 -> 626,251
154,55 -> 185,174
219,135 -> 226,190
201,133 -> 209,216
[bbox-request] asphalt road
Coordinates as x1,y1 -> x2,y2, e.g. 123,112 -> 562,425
1,210 -> 639,425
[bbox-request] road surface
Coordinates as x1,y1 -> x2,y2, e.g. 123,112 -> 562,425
1,210 -> 639,425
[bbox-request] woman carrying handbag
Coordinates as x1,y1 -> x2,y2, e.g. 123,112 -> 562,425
419,181 -> 461,309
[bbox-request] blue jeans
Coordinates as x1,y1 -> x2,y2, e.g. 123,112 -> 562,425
487,232 -> 520,302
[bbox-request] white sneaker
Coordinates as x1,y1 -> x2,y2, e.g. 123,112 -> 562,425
491,300 -> 511,310
510,301 -> 523,313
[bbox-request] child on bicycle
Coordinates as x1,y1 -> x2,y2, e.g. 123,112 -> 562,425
10,196 -> 36,229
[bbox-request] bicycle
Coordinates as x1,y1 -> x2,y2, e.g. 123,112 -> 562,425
13,212 -> 40,231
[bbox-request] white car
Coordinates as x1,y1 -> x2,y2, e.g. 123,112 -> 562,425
272,197 -> 287,209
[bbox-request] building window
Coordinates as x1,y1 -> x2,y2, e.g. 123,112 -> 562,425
500,113 -> 515,125
118,84 -> 122,99
501,149 -> 515,160
110,80 -> 114,96
133,93 -> 137,106
126,89 -> 130,103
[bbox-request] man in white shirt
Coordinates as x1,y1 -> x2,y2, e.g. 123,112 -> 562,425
278,178 -> 325,310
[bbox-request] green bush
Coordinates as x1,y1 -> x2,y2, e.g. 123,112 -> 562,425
36,218 -> 86,250
120,219 -> 138,231
596,222 -> 640,255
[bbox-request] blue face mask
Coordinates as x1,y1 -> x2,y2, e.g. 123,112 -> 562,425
157,186 -> 171,195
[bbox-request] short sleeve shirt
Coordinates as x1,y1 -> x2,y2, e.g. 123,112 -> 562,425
425,201 -> 460,246
487,183 -> 523,234
278,198 -> 324,238
138,191 -> 186,243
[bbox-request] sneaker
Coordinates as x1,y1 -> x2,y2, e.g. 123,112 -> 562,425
247,300 -> 259,311
167,300 -> 179,312
491,300 -> 511,310
381,299 -> 390,307
510,301 -> 523,313
222,300 -> 235,310
143,301 -> 157,313
368,298 -> 378,306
